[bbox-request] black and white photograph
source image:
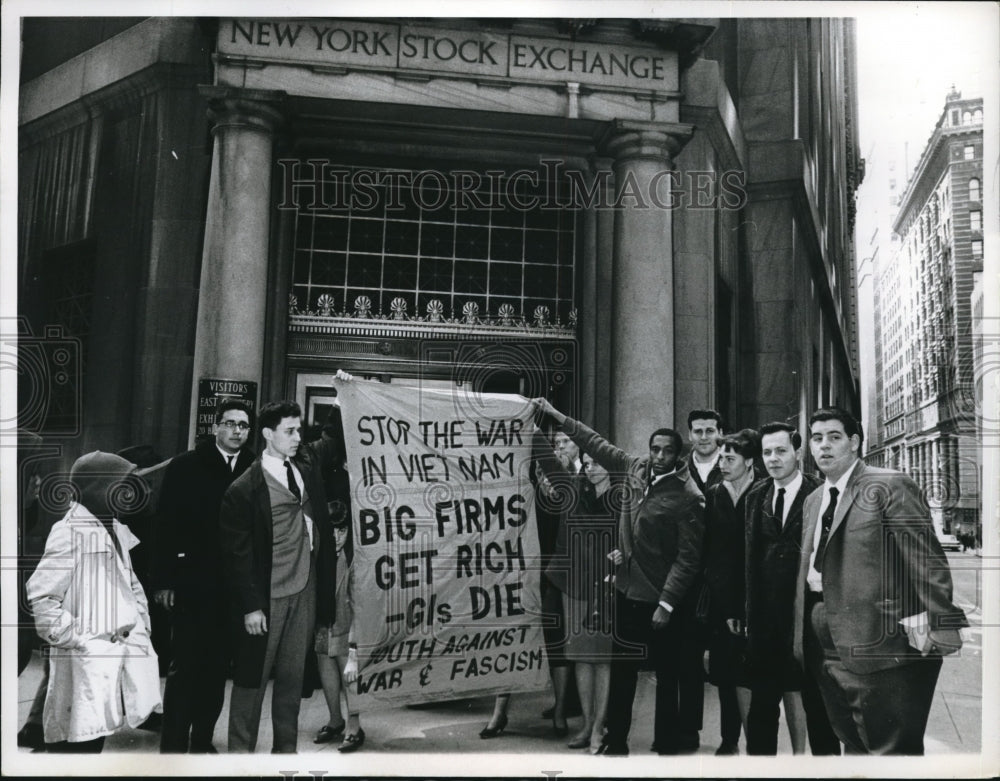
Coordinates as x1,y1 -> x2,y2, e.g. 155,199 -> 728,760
2,1 -> 997,777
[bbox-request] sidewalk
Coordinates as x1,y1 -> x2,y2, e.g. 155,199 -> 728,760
16,647 -> 981,757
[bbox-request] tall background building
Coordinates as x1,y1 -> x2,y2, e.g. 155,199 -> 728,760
869,89 -> 982,539
17,17 -> 861,466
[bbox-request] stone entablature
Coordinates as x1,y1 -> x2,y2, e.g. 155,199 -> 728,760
215,18 -> 715,122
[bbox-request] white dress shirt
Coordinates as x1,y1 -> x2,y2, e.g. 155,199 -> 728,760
773,470 -> 804,527
807,459 -> 861,592
261,452 -> 314,550
216,444 -> 238,470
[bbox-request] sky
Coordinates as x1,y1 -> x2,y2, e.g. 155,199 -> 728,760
855,3 -> 996,193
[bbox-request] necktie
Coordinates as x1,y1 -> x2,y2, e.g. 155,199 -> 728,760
813,487 -> 839,573
227,455 -> 236,472
284,460 -> 302,503
774,487 -> 786,527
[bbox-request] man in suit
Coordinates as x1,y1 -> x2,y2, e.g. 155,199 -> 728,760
153,399 -> 255,753
533,398 -> 704,756
220,400 -> 339,753
793,407 -> 966,755
743,422 -> 839,755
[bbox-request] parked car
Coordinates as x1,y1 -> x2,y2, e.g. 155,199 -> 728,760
937,533 -> 961,552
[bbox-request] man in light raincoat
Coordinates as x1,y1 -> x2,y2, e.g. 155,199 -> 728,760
26,451 -> 162,752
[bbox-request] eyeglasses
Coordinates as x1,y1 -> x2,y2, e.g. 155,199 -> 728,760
219,420 -> 250,432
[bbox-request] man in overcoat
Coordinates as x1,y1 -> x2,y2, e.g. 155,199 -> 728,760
153,399 -> 255,752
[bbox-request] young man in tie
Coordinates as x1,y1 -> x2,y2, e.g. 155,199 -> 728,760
154,399 -> 255,753
793,407 -> 966,755
743,422 -> 838,755
219,400 -> 339,753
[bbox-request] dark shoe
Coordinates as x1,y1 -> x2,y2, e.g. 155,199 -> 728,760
314,722 -> 346,744
17,722 -> 45,750
715,741 -> 739,755
479,714 -> 508,739
338,728 -> 366,753
600,740 -> 629,756
551,719 -> 568,738
137,712 -> 163,732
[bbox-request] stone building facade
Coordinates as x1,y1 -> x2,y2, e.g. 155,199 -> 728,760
17,17 -> 861,463
869,89 -> 983,536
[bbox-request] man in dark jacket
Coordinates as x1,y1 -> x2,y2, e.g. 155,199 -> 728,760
153,399 -> 255,753
533,398 -> 705,756
220,400 -> 339,753
743,422 -> 839,756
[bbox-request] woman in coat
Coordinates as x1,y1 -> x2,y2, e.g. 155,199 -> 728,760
702,430 -> 759,755
26,452 -> 162,752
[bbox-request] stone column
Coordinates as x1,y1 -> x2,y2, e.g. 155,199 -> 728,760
188,88 -> 284,446
602,120 -> 693,454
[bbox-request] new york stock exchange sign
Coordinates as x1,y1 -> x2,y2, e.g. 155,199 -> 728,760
218,18 -> 679,92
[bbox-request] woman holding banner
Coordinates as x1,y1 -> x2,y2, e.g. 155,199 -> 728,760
564,453 -> 618,753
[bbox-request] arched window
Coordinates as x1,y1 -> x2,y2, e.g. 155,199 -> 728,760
974,108 -> 983,123
963,111 -> 973,124
969,178 -> 981,202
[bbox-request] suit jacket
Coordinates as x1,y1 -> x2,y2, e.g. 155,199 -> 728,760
562,415 -> 704,609
152,440 -> 255,599
219,436 -> 340,687
792,461 -> 967,675
744,472 -> 821,668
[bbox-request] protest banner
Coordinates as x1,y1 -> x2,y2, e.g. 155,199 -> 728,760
333,378 -> 549,708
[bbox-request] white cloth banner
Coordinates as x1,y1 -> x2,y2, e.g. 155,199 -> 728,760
333,378 -> 548,708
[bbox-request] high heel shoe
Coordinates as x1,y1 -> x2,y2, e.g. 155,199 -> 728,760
337,728 -> 365,753
479,714 -> 508,739
314,721 -> 346,744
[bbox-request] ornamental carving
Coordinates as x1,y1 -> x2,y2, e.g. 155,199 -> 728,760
390,297 -> 408,320
316,294 -> 336,317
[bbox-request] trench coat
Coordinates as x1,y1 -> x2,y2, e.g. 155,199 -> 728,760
26,503 -> 162,743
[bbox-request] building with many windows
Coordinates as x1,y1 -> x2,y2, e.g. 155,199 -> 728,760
17,16 -> 861,465
870,89 -> 982,536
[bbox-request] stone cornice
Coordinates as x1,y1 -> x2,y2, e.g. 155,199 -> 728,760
200,85 -> 287,137
600,119 -> 695,163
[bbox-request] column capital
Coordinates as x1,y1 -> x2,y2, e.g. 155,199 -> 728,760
600,119 -> 694,165
199,86 -> 286,137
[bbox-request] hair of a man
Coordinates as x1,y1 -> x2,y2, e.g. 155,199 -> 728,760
258,400 -> 302,433
809,406 -> 864,447
687,408 -> 724,430
216,398 -> 252,425
648,427 -> 683,454
759,421 -> 801,450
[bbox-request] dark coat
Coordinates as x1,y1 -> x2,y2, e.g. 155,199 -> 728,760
562,416 -> 704,610
744,472 -> 821,677
688,455 -> 724,496
152,440 -> 255,599
219,436 -> 340,688
703,481 -> 754,624
533,431 -> 617,601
